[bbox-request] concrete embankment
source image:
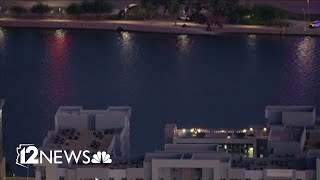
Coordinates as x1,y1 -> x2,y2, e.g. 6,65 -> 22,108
0,19 -> 215,35
0,18 -> 320,36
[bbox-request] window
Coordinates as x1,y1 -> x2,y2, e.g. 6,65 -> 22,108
260,154 -> 263,158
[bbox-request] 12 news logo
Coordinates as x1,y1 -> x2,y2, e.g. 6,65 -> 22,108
16,144 -> 112,168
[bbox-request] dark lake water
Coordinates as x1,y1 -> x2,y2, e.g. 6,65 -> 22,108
0,28 -> 319,175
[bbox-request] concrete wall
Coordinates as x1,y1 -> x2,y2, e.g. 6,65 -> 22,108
283,111 -> 315,127
296,170 -> 307,180
75,168 -> 109,179
67,169 -> 76,180
228,168 -> 245,179
269,141 -> 301,155
45,163 -> 60,180
95,113 -> 126,129
143,161 -> 152,180
127,168 -> 144,180
55,113 -> 88,130
164,124 -> 177,144
245,170 -> 263,180
151,159 -> 223,180
305,170 -> 316,180
0,158 -> 5,180
317,159 -> 320,180
264,169 -> 294,179
108,169 -> 126,180
266,110 -> 282,125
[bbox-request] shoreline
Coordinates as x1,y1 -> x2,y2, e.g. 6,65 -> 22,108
0,18 -> 320,36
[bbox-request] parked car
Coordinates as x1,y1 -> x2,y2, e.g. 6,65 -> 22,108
178,15 -> 190,21
309,20 -> 320,28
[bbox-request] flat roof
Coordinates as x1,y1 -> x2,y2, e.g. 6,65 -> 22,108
174,127 -> 267,140
42,128 -> 121,153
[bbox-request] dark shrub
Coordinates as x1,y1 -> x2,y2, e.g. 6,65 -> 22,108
31,2 -> 52,14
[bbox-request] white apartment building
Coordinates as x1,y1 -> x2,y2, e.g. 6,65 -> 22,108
53,106 -> 131,157
34,105 -> 320,180
35,106 -> 132,180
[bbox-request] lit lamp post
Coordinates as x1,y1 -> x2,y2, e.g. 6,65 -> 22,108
124,8 -> 128,20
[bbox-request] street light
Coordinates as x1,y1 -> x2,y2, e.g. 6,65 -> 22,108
124,8 -> 128,20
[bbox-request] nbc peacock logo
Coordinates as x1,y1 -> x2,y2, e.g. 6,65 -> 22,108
91,151 -> 112,164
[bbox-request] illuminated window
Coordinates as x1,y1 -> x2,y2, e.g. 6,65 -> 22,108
248,147 -> 254,157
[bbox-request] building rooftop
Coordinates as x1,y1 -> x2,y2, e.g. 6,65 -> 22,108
55,106 -> 131,131
174,126 -> 267,140
42,128 -> 122,153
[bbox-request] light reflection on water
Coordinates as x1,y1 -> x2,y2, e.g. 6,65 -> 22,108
118,31 -> 135,62
296,36 -> 316,62
42,29 -> 73,107
177,34 -> 192,56
247,34 -> 256,50
0,30 -> 319,175
276,36 -> 320,104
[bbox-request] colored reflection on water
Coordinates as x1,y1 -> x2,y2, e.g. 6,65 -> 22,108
0,30 -> 319,175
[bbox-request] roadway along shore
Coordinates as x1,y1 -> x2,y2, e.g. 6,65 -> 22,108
0,18 -> 319,36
